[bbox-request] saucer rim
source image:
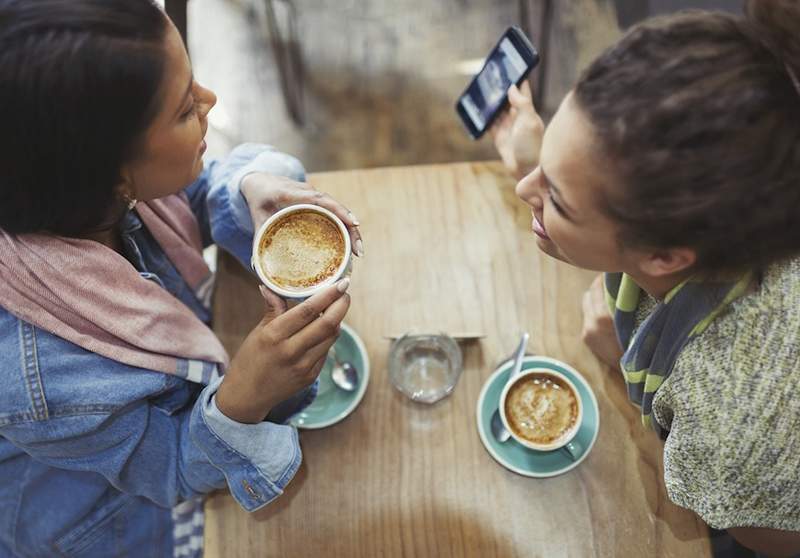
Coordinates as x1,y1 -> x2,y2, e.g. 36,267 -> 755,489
476,355 -> 600,478
290,322 -> 370,430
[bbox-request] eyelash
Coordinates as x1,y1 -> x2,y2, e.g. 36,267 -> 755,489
180,96 -> 197,120
544,183 -> 567,217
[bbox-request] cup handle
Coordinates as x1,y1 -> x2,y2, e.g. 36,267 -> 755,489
561,439 -> 583,461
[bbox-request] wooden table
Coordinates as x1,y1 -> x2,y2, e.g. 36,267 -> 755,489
205,162 -> 711,557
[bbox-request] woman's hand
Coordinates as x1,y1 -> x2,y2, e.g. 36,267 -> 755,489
581,274 -> 624,369
215,279 -> 351,424
489,81 -> 545,180
240,173 -> 364,257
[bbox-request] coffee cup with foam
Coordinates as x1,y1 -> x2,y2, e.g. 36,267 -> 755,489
251,204 -> 352,300
499,368 -> 583,459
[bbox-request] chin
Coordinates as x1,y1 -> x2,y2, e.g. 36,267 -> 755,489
535,235 -> 569,263
189,158 -> 205,183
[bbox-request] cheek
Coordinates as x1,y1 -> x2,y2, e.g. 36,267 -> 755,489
541,207 -> 566,243
132,128 -> 204,199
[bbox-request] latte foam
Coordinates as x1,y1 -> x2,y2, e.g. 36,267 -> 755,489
504,373 -> 579,445
258,210 -> 345,291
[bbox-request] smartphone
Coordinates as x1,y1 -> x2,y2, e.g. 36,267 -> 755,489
455,26 -> 539,139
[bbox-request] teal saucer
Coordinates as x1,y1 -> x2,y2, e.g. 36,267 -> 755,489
476,355 -> 599,478
290,323 -> 370,429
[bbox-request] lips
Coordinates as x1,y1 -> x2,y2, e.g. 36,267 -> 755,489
532,214 -> 549,240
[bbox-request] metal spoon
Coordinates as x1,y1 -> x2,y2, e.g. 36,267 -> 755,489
330,347 -> 359,392
490,332 -> 530,443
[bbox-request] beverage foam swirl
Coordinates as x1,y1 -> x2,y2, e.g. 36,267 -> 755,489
504,373 -> 579,445
258,210 -> 345,291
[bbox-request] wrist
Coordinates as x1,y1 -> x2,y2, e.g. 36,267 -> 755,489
216,377 -> 271,424
239,172 -> 260,202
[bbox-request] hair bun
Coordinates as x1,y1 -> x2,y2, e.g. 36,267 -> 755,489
746,0 -> 800,78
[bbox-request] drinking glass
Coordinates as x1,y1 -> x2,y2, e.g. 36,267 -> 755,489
388,334 -> 463,404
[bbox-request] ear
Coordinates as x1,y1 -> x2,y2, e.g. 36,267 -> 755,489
636,247 -> 697,278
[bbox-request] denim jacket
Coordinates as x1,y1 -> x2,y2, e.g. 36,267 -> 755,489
0,145 -> 313,558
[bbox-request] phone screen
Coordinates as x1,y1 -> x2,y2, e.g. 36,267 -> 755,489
456,28 -> 538,139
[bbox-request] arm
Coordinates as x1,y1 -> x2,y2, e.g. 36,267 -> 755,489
658,311 -> 800,556
2,276 -> 351,512
1,369 -> 300,512
192,143 -> 362,269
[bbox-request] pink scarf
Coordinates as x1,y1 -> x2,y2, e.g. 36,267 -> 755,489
0,193 -> 229,384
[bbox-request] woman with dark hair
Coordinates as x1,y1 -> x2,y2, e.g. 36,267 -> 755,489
0,1 -> 362,556
493,1 -> 799,556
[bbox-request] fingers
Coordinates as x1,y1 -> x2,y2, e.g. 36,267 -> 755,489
298,334 -> 339,377
517,80 -> 534,100
290,291 -> 350,350
509,81 -> 543,123
590,274 -> 612,318
348,226 -> 364,258
507,83 -> 529,108
309,353 -> 328,378
298,188 -> 360,229
259,285 -> 287,323
489,107 -> 512,139
269,278 -> 351,338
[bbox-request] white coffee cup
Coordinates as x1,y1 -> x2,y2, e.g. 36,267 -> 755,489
251,204 -> 352,300
499,368 -> 583,459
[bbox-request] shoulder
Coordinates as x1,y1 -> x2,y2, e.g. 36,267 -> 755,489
668,257 -> 800,393
654,257 -> 800,530
0,305 -> 176,428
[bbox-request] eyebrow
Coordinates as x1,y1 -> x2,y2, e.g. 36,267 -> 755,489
174,75 -> 194,119
541,167 -> 577,217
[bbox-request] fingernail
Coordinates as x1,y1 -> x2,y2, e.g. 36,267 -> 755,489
355,239 -> 364,257
349,212 -> 360,226
337,277 -> 351,293
258,285 -> 269,299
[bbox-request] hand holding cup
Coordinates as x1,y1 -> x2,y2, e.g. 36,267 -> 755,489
216,279 -> 351,424
240,173 -> 363,258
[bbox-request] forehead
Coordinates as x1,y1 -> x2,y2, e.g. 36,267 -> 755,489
539,93 -> 613,207
156,24 -> 192,113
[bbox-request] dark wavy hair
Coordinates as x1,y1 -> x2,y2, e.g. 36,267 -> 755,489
0,0 -> 168,236
574,0 -> 800,273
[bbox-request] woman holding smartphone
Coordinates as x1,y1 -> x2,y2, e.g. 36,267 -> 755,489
492,1 -> 799,556
0,1 -> 362,556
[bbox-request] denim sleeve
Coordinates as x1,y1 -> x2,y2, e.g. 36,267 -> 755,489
186,143 -> 306,268
1,364 -> 302,513
191,375 -> 304,511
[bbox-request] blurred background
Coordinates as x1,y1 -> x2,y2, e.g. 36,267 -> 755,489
164,0 -> 740,172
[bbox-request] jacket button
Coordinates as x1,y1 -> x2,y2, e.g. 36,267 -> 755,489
242,480 -> 262,500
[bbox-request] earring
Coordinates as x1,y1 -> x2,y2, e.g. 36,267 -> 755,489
123,193 -> 137,210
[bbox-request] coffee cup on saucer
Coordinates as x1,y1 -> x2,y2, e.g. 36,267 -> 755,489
252,204 -> 352,301
499,368 -> 584,460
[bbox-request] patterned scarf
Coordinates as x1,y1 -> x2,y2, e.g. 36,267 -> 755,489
0,193 -> 229,383
604,271 -> 753,435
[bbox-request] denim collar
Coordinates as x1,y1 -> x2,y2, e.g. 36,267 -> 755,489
119,210 -> 143,237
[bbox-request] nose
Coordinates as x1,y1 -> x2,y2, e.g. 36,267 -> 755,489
196,83 -> 217,118
515,166 -> 544,211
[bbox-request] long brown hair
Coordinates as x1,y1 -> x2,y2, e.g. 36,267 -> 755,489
574,0 -> 800,273
0,0 -> 167,236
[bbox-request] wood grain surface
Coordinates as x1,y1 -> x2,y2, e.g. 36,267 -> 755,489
204,162 -> 711,558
